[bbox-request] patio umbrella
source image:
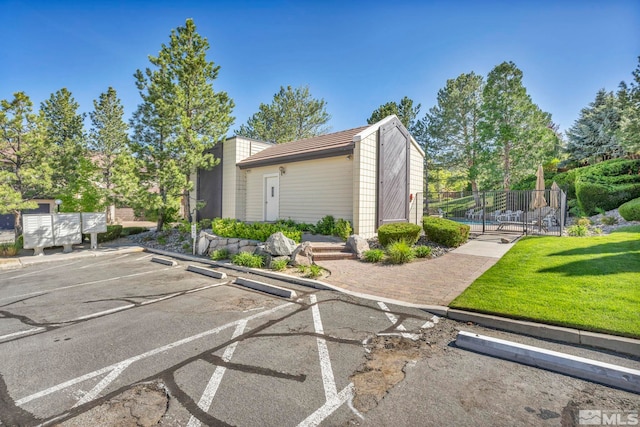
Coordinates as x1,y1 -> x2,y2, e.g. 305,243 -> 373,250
530,165 -> 547,210
550,181 -> 561,210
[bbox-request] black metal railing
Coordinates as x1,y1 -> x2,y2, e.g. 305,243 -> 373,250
424,189 -> 566,236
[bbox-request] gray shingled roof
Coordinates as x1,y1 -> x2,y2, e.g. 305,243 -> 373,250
237,126 -> 369,169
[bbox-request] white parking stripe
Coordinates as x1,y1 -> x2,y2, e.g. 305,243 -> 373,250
73,361 -> 132,407
377,302 -> 419,340
309,294 -> 337,401
0,327 -> 45,342
130,254 -> 153,262
73,305 -> 135,321
186,319 -> 248,427
16,302 -> 293,406
297,384 -> 354,427
77,254 -> 130,269
2,260 -> 84,280
0,267 -> 175,303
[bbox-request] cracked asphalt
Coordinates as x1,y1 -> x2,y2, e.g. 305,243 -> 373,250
0,252 -> 638,426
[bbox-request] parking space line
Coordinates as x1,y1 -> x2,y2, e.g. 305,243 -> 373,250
0,267 -> 175,303
77,254 -> 130,269
1,260 -> 85,280
130,254 -> 153,263
186,319 -> 248,427
0,327 -> 45,342
74,305 -> 136,321
297,383 -> 354,427
15,302 -> 293,406
309,294 -> 337,401
73,361 -> 133,407
421,315 -> 440,329
377,302 -> 420,340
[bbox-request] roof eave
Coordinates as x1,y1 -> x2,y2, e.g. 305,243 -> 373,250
237,144 -> 354,169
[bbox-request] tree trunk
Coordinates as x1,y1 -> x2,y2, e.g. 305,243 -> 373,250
503,142 -> 511,190
14,211 -> 22,240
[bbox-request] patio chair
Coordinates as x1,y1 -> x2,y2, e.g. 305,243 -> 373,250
543,208 -> 558,227
496,210 -> 512,221
465,209 -> 475,219
491,209 -> 502,220
512,210 -> 523,221
471,209 -> 484,220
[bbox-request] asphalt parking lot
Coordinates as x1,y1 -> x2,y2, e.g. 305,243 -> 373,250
0,252 -> 638,426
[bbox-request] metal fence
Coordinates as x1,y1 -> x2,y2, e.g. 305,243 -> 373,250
424,189 -> 567,236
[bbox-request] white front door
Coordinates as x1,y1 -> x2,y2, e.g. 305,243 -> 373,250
264,175 -> 279,221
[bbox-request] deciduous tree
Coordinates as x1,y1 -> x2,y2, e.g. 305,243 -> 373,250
0,92 -> 52,237
237,85 -> 330,143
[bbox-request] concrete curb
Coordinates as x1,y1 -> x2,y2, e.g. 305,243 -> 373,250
186,265 -> 227,280
234,277 -> 297,299
456,331 -> 640,394
141,247 -> 640,357
151,257 -> 177,266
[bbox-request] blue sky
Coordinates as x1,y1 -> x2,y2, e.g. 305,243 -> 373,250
1,0 -> 638,136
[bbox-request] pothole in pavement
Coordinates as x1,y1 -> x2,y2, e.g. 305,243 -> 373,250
350,335 -> 433,413
55,381 -> 169,427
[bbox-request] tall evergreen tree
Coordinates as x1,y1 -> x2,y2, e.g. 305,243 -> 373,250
130,18 -> 235,230
0,92 -> 52,237
619,57 -> 640,156
41,88 -> 100,211
479,61 -> 557,189
421,73 -> 484,195
237,85 -> 330,143
566,89 -> 624,165
89,87 -> 136,223
367,96 -> 421,132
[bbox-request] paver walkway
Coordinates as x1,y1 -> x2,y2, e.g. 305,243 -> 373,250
315,235 -> 517,306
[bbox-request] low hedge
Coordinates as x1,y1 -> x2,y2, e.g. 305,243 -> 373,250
210,218 -> 302,243
377,222 -> 422,246
619,197 -> 640,221
423,217 -> 470,248
86,225 -> 123,243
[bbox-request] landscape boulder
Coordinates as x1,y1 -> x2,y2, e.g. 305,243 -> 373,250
265,232 -> 297,256
290,241 -> 313,266
347,234 -> 370,259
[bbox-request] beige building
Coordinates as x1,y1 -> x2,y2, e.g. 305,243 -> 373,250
196,115 -> 425,238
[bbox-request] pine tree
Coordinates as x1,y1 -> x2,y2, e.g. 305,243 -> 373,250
479,61 -> 557,189
367,96 -> 421,132
41,88 -> 100,211
237,85 -> 330,143
0,92 -> 53,237
89,87 -> 135,223
566,89 -> 624,165
619,57 -> 640,156
130,18 -> 235,230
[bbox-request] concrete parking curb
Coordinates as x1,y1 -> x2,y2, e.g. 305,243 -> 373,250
151,257 -> 177,266
456,331 -> 640,394
186,265 -> 227,280
142,247 -> 640,357
234,277 -> 297,299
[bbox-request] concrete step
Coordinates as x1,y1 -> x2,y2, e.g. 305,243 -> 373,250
313,251 -> 357,261
310,243 -> 350,253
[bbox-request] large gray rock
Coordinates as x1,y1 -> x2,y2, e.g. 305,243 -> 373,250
265,232 -> 297,256
290,241 -> 313,266
196,232 -> 212,255
347,234 -> 369,259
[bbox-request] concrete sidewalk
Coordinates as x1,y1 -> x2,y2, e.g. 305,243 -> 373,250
315,235 -> 515,306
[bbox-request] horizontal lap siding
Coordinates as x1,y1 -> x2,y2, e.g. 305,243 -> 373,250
244,157 -> 353,223
280,157 -> 353,223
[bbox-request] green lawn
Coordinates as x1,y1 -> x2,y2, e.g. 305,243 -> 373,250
450,226 -> 640,338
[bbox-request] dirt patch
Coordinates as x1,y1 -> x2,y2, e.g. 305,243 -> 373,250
56,381 -> 168,427
350,335 -> 432,412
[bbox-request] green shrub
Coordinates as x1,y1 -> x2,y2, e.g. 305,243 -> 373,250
413,245 -> 432,258
422,217 -> 470,248
619,197 -> 640,221
575,159 -> 640,215
362,249 -> 385,263
0,242 -> 18,257
199,218 -> 212,230
232,252 -> 265,268
386,240 -> 415,264
592,227 -> 602,235
182,242 -> 191,251
91,225 -> 123,243
315,215 -> 335,235
601,216 -> 618,226
567,224 -> 588,236
270,258 -> 289,271
333,218 -> 352,241
576,217 -> 591,227
210,218 -> 302,243
306,264 -> 322,279
121,226 -> 149,237
210,248 -> 230,261
378,222 -> 421,246
297,265 -> 309,274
